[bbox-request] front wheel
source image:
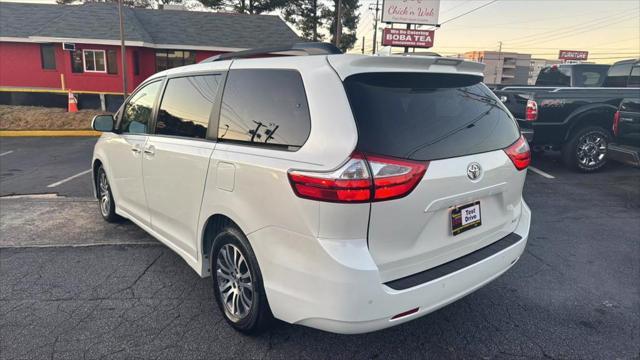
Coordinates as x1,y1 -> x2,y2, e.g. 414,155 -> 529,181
210,226 -> 273,334
562,126 -> 609,172
96,166 -> 121,222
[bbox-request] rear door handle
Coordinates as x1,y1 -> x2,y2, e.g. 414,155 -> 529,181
144,145 -> 155,156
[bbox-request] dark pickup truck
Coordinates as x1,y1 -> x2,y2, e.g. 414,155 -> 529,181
495,59 -> 640,172
610,98 -> 640,167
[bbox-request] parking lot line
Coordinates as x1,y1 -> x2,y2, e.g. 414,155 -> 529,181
47,169 -> 92,188
0,150 -> 14,157
528,166 -> 555,179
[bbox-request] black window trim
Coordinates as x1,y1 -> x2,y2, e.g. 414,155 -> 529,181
116,77 -> 166,135
148,70 -> 228,142
214,68 -> 312,152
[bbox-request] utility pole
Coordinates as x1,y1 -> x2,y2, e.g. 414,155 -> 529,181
118,0 -> 128,98
335,0 -> 342,48
494,41 -> 502,86
404,24 -> 411,53
361,36 -> 365,54
312,0 -> 318,41
369,0 -> 380,54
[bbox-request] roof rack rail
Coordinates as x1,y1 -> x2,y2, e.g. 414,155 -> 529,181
200,42 -> 342,63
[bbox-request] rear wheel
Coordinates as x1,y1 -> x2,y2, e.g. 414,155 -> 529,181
210,226 -> 272,334
562,126 -> 609,172
96,166 -> 121,222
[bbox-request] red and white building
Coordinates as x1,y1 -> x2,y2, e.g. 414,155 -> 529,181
0,2 -> 300,94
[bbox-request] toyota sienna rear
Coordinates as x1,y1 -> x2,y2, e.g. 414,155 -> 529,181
92,48 -> 531,334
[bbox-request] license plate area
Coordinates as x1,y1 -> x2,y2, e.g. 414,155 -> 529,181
451,201 -> 481,236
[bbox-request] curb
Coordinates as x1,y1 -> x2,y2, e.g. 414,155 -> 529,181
0,130 -> 101,137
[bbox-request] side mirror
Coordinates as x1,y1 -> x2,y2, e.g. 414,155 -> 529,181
92,114 -> 114,132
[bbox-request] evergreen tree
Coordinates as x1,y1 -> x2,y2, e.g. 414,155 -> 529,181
282,0 -> 327,41
323,0 -> 359,51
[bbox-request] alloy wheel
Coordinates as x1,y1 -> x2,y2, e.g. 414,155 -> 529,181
98,171 -> 111,217
577,132 -> 607,168
216,244 -> 254,321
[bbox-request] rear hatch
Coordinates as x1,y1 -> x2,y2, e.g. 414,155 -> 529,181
343,72 -> 527,282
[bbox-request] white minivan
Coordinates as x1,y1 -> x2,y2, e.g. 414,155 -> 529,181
91,43 -> 531,334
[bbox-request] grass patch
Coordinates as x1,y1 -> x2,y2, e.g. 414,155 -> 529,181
0,105 -> 110,130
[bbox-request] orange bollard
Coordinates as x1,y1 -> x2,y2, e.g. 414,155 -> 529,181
68,90 -> 78,112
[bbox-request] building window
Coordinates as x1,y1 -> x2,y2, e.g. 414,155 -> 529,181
155,50 -> 196,72
107,49 -> 118,74
40,44 -> 56,70
71,50 -> 83,73
83,49 -> 106,72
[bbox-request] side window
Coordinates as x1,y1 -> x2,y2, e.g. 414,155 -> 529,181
628,66 -> 640,87
604,63 -> 633,87
218,69 -> 311,150
156,75 -> 221,139
120,81 -> 163,134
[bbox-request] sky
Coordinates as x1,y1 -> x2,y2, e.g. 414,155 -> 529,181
355,0 -> 640,63
3,0 -> 638,63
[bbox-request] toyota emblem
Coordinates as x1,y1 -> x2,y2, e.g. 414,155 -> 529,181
467,163 -> 482,181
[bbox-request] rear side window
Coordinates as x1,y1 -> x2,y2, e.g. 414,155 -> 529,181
218,69 -> 310,150
628,66 -> 640,87
344,73 -> 520,161
156,75 -> 222,139
604,62 -> 633,87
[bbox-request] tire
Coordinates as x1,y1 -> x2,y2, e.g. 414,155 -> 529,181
96,166 -> 122,222
210,226 -> 273,334
562,126 -> 610,172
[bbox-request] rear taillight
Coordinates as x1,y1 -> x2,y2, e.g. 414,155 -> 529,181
504,135 -> 531,171
525,100 -> 538,121
288,153 -> 428,203
613,111 -> 620,136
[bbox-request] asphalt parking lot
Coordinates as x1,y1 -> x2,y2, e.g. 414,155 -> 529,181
1,137 -> 639,359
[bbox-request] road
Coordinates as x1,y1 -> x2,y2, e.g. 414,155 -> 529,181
0,137 -> 639,359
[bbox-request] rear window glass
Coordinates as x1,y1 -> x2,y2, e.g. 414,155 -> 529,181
535,66 -> 570,86
572,65 -> 609,87
344,73 -> 520,161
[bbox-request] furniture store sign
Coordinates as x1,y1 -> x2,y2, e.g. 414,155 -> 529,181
382,0 -> 441,25
558,50 -> 589,61
382,28 -> 435,48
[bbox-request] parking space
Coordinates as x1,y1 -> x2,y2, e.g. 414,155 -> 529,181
0,137 -> 96,198
0,137 -> 639,359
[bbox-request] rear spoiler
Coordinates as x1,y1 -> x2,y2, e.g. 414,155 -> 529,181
327,54 -> 485,80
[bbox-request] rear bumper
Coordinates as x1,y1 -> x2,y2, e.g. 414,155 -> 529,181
518,123 -> 534,142
249,200 -> 531,334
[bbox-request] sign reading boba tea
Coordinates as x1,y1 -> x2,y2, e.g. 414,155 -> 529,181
382,28 -> 435,48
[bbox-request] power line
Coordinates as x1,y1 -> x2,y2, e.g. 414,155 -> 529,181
504,10 -> 638,46
439,0 -> 499,25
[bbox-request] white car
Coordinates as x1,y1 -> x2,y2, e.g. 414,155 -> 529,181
91,44 -> 531,334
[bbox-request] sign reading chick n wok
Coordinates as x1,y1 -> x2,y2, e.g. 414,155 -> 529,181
382,0 -> 441,25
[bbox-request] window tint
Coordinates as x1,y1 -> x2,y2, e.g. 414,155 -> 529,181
604,62 -> 633,87
218,69 -> 311,149
40,44 -> 56,70
628,66 -> 640,87
344,73 -> 520,161
156,75 -> 221,139
120,81 -> 162,134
